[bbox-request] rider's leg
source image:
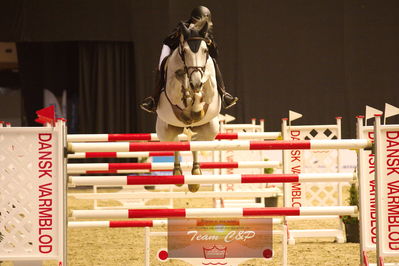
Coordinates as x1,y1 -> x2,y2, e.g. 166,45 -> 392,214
139,69 -> 162,113
212,58 -> 238,109
140,45 -> 171,113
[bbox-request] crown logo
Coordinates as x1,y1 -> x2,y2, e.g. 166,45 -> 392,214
203,245 -> 227,259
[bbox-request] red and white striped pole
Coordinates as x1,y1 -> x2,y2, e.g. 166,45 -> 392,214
68,139 -> 372,152
66,161 -> 282,174
67,132 -> 282,142
68,218 -> 282,228
68,133 -> 159,142
72,206 -> 357,219
69,173 -> 355,186
68,151 -> 174,159
68,220 -> 167,228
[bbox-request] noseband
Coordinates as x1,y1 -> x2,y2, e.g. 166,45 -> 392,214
178,37 -> 209,91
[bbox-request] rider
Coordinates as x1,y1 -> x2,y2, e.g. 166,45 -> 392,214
139,5 -> 239,113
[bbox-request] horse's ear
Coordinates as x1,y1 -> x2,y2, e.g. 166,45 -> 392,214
199,21 -> 208,37
179,21 -> 190,40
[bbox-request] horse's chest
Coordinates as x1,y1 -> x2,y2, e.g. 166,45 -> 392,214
157,91 -> 221,128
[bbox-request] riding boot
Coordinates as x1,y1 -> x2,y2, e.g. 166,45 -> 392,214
139,69 -> 163,113
212,58 -> 238,109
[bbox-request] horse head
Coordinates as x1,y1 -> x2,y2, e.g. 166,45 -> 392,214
178,21 -> 209,91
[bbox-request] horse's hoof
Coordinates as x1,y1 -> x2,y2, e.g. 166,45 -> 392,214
173,167 -> 183,187
191,110 -> 205,121
188,184 -> 200,192
191,168 -> 202,175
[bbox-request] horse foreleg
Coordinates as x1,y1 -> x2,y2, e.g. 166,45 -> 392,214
188,151 -> 201,192
191,93 -> 206,122
191,151 -> 202,175
173,151 -> 183,187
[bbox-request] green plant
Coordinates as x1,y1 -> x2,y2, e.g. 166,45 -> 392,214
263,158 -> 274,174
342,182 -> 359,224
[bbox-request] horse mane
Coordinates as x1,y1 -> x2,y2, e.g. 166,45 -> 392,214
192,17 -> 213,33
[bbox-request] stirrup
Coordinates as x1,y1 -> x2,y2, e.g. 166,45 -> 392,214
222,94 -> 238,109
139,97 -> 157,113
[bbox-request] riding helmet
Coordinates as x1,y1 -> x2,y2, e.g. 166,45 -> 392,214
190,6 -> 211,21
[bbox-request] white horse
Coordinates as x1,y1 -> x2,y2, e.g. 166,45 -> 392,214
156,20 -> 221,192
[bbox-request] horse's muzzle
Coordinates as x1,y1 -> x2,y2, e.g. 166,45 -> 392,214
190,83 -> 203,93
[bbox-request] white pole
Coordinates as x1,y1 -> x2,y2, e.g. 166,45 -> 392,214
144,227 -> 150,266
68,221 -> 109,228
282,223 -> 288,266
374,115 -> 384,265
357,115 -> 368,266
299,206 -> 357,216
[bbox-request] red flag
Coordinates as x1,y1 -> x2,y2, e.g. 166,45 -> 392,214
35,105 -> 56,126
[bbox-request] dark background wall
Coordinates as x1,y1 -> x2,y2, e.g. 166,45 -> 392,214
0,0 -> 398,137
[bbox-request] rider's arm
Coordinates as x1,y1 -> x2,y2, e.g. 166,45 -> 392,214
160,23 -> 183,69
163,30 -> 179,49
207,34 -> 219,59
159,44 -> 171,69
163,21 -> 190,51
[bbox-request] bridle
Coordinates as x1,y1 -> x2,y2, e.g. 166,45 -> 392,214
163,35 -> 211,123
178,36 -> 209,92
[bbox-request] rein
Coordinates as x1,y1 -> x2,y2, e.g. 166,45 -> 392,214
178,37 -> 209,89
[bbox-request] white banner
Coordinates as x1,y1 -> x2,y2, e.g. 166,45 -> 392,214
374,117 -> 399,258
0,123 -> 65,263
